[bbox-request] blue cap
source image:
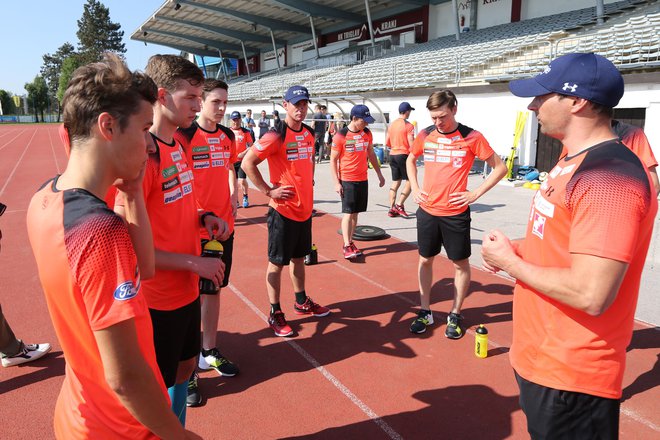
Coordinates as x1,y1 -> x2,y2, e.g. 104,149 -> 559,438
509,53 -> 624,108
229,111 -> 241,120
284,85 -> 311,104
399,102 -> 415,113
350,104 -> 375,124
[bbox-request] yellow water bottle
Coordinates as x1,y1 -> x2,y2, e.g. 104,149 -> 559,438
199,239 -> 224,294
475,324 -> 489,358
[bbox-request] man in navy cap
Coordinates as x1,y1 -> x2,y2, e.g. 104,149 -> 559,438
482,53 -> 657,439
242,85 -> 330,337
385,101 -> 416,217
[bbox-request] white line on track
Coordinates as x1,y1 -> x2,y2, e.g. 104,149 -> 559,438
0,129 -> 37,197
46,125 -> 62,174
227,282 -> 404,440
0,128 -> 28,152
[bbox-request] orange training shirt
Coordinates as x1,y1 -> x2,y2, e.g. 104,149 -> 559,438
116,134 -> 200,311
411,124 -> 495,217
27,178 -> 166,439
386,117 -> 414,155
332,126 -> 373,182
252,122 -> 315,221
176,122 -> 237,236
231,126 -> 253,158
511,140 -> 657,399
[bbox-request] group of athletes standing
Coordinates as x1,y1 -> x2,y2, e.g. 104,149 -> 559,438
23,51 -> 658,440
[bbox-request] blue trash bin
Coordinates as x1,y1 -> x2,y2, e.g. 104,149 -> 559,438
374,146 -> 384,164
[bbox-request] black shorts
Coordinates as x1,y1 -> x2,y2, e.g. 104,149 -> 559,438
150,297 -> 201,388
234,161 -> 247,179
200,232 -> 234,293
341,180 -> 368,214
390,153 -> 409,181
267,207 -> 312,265
515,371 -> 620,440
416,207 -> 471,260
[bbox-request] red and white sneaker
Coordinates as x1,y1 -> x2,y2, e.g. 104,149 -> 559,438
350,242 -> 363,256
343,245 -> 358,260
268,311 -> 294,337
393,204 -> 409,218
387,206 -> 399,217
294,297 -> 330,317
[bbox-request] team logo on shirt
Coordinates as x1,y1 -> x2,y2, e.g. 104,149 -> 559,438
193,153 -> 210,160
171,151 -> 182,162
194,161 -> 210,169
208,137 -> 220,144
162,176 -> 180,191
211,152 -> 224,160
192,146 -> 209,153
113,281 -> 138,301
453,157 -> 463,168
295,135 -> 304,141
532,212 -> 546,239
164,187 -> 183,204
212,159 -> 224,167
254,141 -> 265,151
162,165 -> 177,178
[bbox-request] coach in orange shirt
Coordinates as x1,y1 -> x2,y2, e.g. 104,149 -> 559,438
385,102 -> 415,218
483,53 -> 657,439
27,54 -> 200,439
242,85 -> 330,337
406,89 -> 506,338
330,104 -> 385,259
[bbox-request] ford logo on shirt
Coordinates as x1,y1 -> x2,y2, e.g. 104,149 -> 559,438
114,281 -> 138,301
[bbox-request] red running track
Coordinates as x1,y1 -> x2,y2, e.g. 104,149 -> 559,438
0,124 -> 658,439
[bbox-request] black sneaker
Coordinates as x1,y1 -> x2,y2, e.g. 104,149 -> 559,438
445,312 -> 465,339
410,309 -> 434,334
186,371 -> 202,407
198,348 -> 239,377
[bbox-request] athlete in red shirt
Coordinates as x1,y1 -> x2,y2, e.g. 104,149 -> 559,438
175,79 -> 240,406
229,110 -> 254,207
483,53 -> 657,439
407,89 -> 506,338
242,85 -> 330,337
116,55 -> 228,426
330,104 -> 385,259
27,54 -> 200,439
385,102 -> 416,217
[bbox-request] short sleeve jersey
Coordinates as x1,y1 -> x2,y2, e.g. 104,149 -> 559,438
411,124 -> 495,216
176,122 -> 237,236
231,126 -> 254,157
385,118 -> 415,155
331,126 -> 373,182
27,178 -> 166,439
117,134 -> 200,311
252,122 -> 315,221
613,120 -> 658,169
511,140 -> 657,399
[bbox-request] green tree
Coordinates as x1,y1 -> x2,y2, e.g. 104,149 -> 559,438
41,42 -> 76,119
57,55 -> 84,104
76,0 -> 126,64
0,89 -> 18,115
25,76 -> 49,122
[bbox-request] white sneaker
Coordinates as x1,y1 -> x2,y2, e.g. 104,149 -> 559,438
198,348 -> 239,376
1,342 -> 51,367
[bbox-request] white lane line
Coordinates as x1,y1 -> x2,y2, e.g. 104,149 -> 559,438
46,125 -> 62,174
621,407 -> 660,432
0,128 -> 27,152
0,129 -> 37,197
227,282 -> 404,440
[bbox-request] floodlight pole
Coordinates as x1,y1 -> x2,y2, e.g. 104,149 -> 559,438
240,41 -> 251,78
269,29 -> 281,72
309,16 -> 320,59
596,0 -> 605,24
452,0 -> 461,41
364,0 -> 376,48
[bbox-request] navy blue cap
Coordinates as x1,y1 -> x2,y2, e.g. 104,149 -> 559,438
229,111 -> 241,120
350,104 -> 375,124
509,53 -> 624,108
399,102 -> 415,113
284,85 -> 311,104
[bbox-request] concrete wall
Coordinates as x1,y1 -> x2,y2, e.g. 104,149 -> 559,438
522,0 -> 620,20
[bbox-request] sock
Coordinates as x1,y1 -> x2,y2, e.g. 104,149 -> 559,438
295,291 -> 307,305
201,348 -> 213,357
270,303 -> 282,314
168,382 -> 188,426
420,309 -> 431,315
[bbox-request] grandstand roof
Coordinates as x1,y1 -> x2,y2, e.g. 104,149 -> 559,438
131,0 -> 450,58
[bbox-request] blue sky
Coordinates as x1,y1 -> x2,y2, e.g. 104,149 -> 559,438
0,1 -> 179,96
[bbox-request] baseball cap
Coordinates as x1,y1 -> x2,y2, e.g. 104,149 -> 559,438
284,85 -> 311,104
399,102 -> 415,113
509,53 -> 624,108
272,110 -> 279,116
350,104 -> 375,124
229,111 -> 241,120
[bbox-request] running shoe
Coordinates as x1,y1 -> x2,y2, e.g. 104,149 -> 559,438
343,245 -> 358,260
410,310 -> 434,334
242,195 -> 249,208
294,297 -> 330,317
387,206 -> 399,217
393,204 -> 409,218
445,312 -> 465,339
1,342 -> 51,367
269,311 -> 294,337
186,371 -> 202,407
350,242 -> 363,256
198,348 -> 239,376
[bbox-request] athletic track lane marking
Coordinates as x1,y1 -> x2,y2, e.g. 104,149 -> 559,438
0,128 -> 28,152
0,129 -> 37,197
46,125 -> 62,174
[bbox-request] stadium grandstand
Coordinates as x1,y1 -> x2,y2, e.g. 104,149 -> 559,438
133,0 -> 660,172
